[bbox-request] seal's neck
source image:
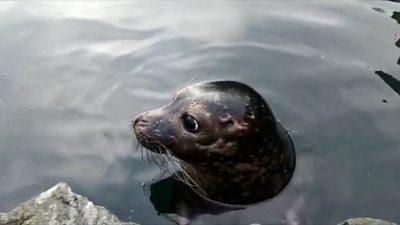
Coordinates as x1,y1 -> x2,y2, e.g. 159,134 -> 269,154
179,123 -> 295,205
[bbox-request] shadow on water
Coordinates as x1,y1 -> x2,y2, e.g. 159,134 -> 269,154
375,7 -> 400,97
375,71 -> 400,96
392,11 -> 400,24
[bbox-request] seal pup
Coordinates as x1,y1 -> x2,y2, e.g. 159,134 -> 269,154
133,80 -> 295,205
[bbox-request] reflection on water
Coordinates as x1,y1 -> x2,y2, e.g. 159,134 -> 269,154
0,1 -> 400,224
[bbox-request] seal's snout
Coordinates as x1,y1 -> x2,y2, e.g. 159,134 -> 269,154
134,111 -> 155,128
133,110 -> 174,154
132,113 -> 150,140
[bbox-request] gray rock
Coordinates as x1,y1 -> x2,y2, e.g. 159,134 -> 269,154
0,182 -> 138,225
338,217 -> 397,225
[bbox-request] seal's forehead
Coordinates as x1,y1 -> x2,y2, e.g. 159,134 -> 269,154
174,83 -> 251,106
174,86 -> 247,114
173,81 -> 262,112
174,85 -> 209,100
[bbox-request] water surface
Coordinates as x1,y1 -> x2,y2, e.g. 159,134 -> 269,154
0,1 -> 399,224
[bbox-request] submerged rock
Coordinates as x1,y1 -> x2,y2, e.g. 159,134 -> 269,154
338,217 -> 397,225
0,182 -> 138,225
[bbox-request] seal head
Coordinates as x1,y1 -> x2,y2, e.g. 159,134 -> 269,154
133,80 -> 295,204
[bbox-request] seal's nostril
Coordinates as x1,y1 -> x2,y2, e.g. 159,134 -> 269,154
133,115 -> 147,126
133,117 -> 139,126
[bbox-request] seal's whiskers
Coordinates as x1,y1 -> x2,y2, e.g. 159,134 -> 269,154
163,149 -> 206,196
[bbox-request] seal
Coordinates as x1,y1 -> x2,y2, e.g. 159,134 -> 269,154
133,80 -> 296,205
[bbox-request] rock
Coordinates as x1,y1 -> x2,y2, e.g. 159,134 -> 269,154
338,217 -> 397,225
0,182 -> 138,225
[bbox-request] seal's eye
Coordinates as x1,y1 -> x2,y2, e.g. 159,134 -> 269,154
182,114 -> 199,133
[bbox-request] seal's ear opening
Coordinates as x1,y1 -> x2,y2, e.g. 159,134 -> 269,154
219,117 -> 234,127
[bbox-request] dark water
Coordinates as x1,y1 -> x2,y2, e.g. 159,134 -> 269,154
0,1 -> 399,224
